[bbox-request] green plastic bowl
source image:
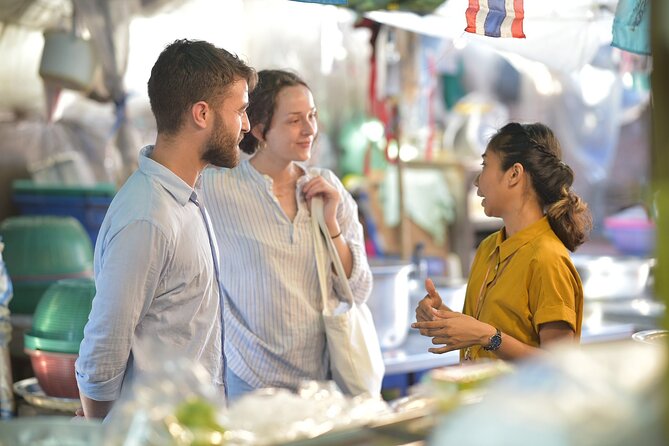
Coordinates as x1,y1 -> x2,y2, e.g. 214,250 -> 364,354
23,332 -> 82,354
25,278 -> 96,353
0,216 -> 93,279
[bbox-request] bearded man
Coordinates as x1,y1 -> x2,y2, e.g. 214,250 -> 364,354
75,39 -> 256,420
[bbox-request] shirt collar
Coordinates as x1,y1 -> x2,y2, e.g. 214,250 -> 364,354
241,158 -> 263,184
243,158 -> 310,190
138,145 -> 196,207
496,216 -> 552,262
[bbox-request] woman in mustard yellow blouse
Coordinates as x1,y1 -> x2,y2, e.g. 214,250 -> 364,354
412,122 -> 592,361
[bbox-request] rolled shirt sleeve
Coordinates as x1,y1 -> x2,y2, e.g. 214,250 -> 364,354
529,255 -> 582,336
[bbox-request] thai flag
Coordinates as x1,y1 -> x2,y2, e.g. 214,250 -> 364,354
465,0 -> 526,38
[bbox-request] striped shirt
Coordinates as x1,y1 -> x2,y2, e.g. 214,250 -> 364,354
202,160 -> 372,390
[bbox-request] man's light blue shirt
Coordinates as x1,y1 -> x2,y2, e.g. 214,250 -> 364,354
76,146 -> 223,401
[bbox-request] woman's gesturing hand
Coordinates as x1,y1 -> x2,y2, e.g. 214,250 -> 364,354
412,310 -> 494,354
415,278 -> 451,329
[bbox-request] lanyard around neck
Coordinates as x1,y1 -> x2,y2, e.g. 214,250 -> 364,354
473,246 -> 516,320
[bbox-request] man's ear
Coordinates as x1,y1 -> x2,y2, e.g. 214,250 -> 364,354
191,101 -> 209,129
251,124 -> 265,142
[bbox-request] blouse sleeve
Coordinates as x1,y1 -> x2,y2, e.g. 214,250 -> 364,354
528,254 -> 581,334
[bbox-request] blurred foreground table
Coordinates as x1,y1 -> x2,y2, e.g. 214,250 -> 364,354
382,332 -> 459,398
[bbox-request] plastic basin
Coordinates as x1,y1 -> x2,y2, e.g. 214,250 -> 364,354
25,348 -> 79,399
25,278 -> 95,353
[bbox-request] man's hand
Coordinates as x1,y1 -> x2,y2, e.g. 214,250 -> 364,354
71,407 -> 85,421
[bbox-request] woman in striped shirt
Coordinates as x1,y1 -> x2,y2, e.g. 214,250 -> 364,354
202,70 -> 373,403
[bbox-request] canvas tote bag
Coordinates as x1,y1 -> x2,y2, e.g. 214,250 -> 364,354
310,196 -> 385,397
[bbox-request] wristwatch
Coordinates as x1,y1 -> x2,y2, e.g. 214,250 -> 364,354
483,328 -> 502,351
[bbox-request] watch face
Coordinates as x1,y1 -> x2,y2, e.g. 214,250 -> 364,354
484,329 -> 502,351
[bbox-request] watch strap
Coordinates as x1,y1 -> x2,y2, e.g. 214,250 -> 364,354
483,328 -> 502,351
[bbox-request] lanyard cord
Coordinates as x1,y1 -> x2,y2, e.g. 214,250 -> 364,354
473,248 -> 517,319
465,247 -> 516,360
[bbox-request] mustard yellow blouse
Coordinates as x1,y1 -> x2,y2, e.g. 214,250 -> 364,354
460,217 -> 583,361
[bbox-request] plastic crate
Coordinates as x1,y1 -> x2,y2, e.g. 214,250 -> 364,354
12,180 -> 115,244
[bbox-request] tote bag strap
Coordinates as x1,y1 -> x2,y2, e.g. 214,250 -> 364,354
311,197 -> 331,311
310,196 -> 356,309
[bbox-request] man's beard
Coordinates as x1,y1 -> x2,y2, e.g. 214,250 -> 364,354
202,114 -> 240,168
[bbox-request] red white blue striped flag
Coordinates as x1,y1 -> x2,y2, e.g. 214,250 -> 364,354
465,0 -> 526,38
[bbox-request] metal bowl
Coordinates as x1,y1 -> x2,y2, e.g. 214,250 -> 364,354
13,377 -> 80,412
632,329 -> 669,345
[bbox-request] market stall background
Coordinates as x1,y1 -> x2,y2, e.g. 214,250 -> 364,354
0,0 -> 666,444
0,0 -> 653,248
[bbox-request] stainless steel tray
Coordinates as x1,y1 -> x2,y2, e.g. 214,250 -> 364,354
13,377 -> 80,412
632,329 -> 669,345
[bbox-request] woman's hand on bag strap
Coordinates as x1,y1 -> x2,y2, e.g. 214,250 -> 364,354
303,175 -> 341,235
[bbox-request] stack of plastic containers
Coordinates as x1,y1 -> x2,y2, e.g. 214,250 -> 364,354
12,180 -> 115,245
0,215 -> 94,383
0,216 -> 93,315
24,278 -> 95,399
